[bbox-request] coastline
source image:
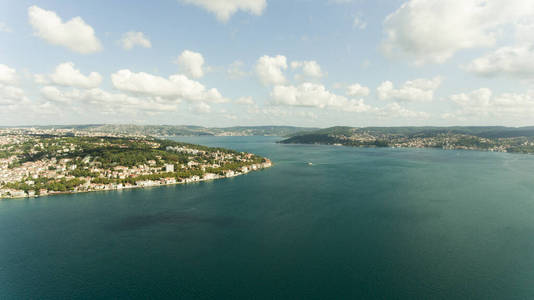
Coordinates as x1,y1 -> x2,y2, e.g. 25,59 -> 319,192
279,141 -> 526,155
0,160 -> 272,200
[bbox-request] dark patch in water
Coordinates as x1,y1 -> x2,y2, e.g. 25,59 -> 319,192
108,211 -> 239,231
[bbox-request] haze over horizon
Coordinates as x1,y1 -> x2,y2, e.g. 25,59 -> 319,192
1,0 -> 534,127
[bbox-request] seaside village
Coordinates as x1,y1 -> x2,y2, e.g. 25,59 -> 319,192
0,129 -> 271,199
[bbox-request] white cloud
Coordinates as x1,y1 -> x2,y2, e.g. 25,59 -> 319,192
119,31 -> 152,50
111,69 -> 227,103
191,102 -> 211,113
175,50 -> 205,78
448,88 -> 534,120
225,114 -> 238,120
180,0 -> 267,22
28,5 -> 102,54
353,16 -> 367,30
256,55 -> 287,85
83,88 -> 178,112
40,86 -> 178,113
346,83 -> 370,97
382,0 -> 534,64
227,60 -> 247,79
235,96 -> 255,105
515,23 -> 534,44
36,62 -> 102,88
0,64 -> 29,106
378,103 -> 430,119
377,77 -> 442,102
271,82 -> 371,112
450,88 -> 492,111
40,86 -> 80,103
0,64 -> 17,84
464,22 -> 534,79
0,85 -> 27,105
465,45 -> 534,78
291,60 -> 323,79
0,22 -> 11,33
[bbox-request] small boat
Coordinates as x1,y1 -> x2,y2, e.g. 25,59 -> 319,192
308,162 -> 313,166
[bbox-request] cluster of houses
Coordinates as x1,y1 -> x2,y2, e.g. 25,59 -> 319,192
344,132 -> 520,152
0,159 -> 272,199
0,132 -> 272,199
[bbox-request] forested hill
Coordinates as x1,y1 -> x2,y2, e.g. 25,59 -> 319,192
279,126 -> 534,154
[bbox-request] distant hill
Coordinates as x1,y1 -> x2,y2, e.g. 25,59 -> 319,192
283,126 -> 534,140
20,124 -> 318,137
279,126 -> 534,154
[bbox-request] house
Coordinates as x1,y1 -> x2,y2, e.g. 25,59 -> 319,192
165,164 -> 174,172
162,177 -> 176,184
10,190 -> 27,198
136,180 -> 159,187
203,173 -> 218,180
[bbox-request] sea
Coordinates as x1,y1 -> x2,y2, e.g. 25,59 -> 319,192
1,136 -> 534,299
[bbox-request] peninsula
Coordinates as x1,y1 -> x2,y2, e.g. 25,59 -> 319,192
0,128 -> 271,199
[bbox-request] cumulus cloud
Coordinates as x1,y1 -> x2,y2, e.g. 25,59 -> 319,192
119,31 -> 151,50
377,77 -> 442,102
180,0 -> 267,22
40,86 -> 79,103
0,85 -> 27,105
40,86 -> 178,113
447,88 -> 534,121
378,103 -> 430,119
515,23 -> 534,44
256,55 -> 287,85
353,16 -> 367,30
235,96 -> 255,105
346,83 -> 370,97
382,0 -> 534,64
111,69 -> 227,103
191,102 -> 211,113
28,5 -> 102,54
175,50 -> 205,78
465,22 -> 534,79
465,45 -> 534,78
0,64 -> 30,106
0,64 -> 17,84
227,60 -> 248,79
36,62 -> 102,88
291,60 -> 323,79
271,82 -> 371,112
83,88 -> 178,112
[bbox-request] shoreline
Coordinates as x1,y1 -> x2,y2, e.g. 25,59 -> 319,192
0,161 -> 273,200
279,141 -> 532,155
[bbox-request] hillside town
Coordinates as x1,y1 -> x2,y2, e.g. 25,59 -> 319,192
281,127 -> 534,154
0,129 -> 271,199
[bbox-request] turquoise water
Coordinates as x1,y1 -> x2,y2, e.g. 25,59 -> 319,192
2,136 -> 534,299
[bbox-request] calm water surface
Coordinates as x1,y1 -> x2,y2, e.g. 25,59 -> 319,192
2,136 -> 534,299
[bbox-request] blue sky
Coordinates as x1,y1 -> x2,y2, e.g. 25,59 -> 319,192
0,0 -> 533,127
